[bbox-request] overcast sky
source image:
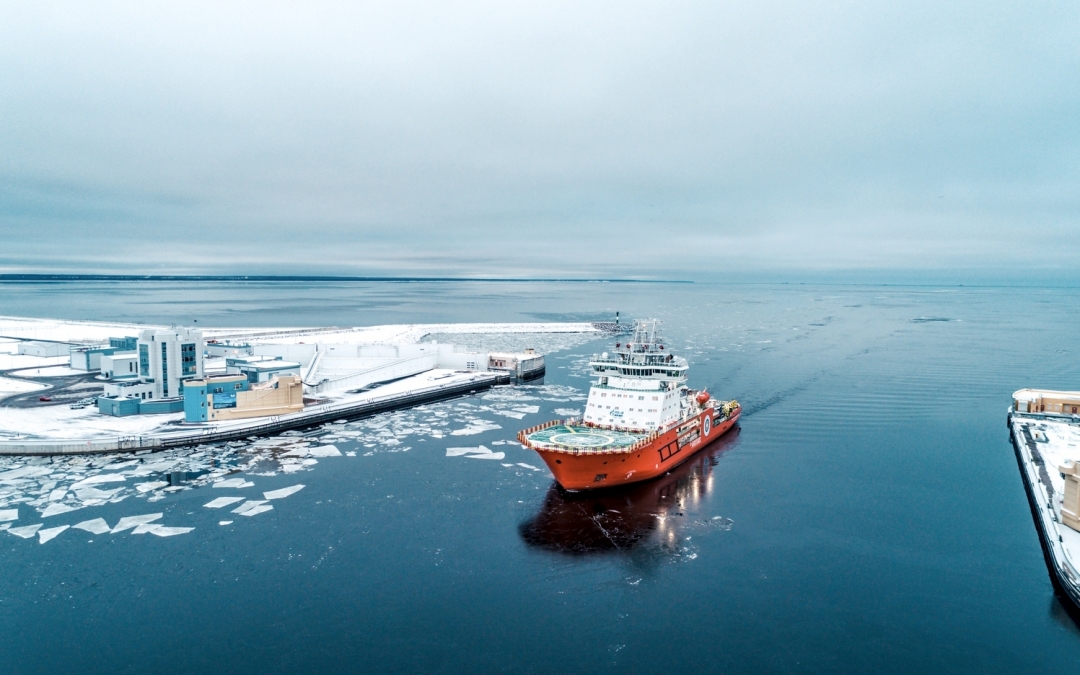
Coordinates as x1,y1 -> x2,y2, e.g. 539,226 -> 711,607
1,1 -> 1077,279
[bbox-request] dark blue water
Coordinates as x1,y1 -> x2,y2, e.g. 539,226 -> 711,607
2,280 -> 1080,674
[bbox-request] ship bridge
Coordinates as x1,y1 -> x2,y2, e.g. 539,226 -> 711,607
588,319 -> 687,385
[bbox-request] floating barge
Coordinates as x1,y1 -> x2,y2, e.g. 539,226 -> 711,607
1008,389 -> 1080,613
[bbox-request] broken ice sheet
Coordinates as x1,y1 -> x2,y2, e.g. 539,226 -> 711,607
111,513 -> 162,533
263,485 -> 304,500
219,520 -> 233,526
494,411 -> 526,419
239,504 -> 273,517
150,526 -> 193,537
516,463 -> 542,471
41,503 -> 82,518
70,474 -> 126,489
446,446 -> 489,457
0,509 -> 17,522
74,487 -> 123,501
135,481 -> 168,493
232,500 -> 268,515
73,518 -> 110,535
204,496 -> 245,509
306,445 -> 341,457
38,525 -> 68,544
8,524 -> 41,538
466,452 -> 505,460
213,478 -> 254,489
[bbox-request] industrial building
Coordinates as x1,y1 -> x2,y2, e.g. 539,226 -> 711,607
225,355 -> 303,383
183,373 -> 304,422
18,341 -> 70,358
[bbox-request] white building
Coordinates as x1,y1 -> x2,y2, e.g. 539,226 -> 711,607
101,353 -> 139,380
137,327 -> 204,399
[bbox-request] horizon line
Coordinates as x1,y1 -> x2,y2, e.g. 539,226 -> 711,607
0,274 -> 692,284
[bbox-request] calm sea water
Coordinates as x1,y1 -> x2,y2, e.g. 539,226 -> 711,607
2,280 -> 1080,674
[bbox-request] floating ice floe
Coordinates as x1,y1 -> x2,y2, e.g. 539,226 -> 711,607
553,408 -> 582,416
70,474 -> 126,489
494,411 -> 526,419
148,526 -> 194,537
513,405 -> 541,414
516,463 -> 542,471
204,496 -> 245,509
111,513 -> 162,533
446,446 -> 488,457
213,478 -> 254,489
72,518 -> 110,534
74,486 -> 123,501
219,520 -> 233,525
466,452 -> 505,460
232,500 -> 270,516
307,445 -> 342,457
263,485 -> 304,500
449,420 -> 502,436
0,509 -> 17,522
8,524 -> 41,538
41,502 -> 82,518
38,525 -> 68,543
135,481 -> 168,493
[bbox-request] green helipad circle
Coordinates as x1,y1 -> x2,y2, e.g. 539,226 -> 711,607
526,424 -> 643,450
549,432 -> 615,447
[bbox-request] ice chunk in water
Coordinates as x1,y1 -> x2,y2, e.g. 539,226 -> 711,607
263,485 -> 304,500
446,446 -> 487,457
307,445 -> 341,457
204,497 -> 245,509
213,478 -> 254,489
41,503 -> 81,518
494,411 -> 526,420
131,523 -> 163,534
513,405 -> 541,414
111,513 -> 162,533
74,487 -> 123,501
150,526 -> 193,537
219,520 -> 233,526
232,500 -> 268,515
8,524 -> 41,538
136,481 -> 168,493
0,509 -> 17,522
38,525 -> 68,543
239,504 -> 273,517
516,463 -> 542,471
48,489 -> 67,502
466,452 -> 505,460
73,518 -> 110,534
70,474 -> 126,489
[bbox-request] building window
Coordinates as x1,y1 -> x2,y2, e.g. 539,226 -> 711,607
234,383 -> 242,390
181,343 -> 197,376
161,343 -> 169,396
139,344 -> 149,376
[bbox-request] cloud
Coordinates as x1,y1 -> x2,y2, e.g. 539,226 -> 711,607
0,1 -> 1077,277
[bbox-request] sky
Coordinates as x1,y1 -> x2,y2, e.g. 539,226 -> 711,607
1,1 -> 1077,280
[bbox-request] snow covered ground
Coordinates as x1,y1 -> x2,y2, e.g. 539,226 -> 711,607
0,316 -> 601,443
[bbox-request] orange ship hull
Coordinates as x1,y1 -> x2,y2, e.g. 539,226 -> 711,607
522,406 -> 741,491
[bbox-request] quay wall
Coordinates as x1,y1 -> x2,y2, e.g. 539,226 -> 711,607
0,372 -> 508,456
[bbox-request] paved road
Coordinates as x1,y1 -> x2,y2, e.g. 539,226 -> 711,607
0,370 -> 102,408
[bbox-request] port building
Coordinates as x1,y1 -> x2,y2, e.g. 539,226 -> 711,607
183,373 -> 304,422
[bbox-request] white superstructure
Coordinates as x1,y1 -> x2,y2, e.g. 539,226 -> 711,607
582,320 -> 691,432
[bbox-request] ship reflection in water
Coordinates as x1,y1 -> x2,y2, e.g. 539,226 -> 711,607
519,428 -> 740,555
